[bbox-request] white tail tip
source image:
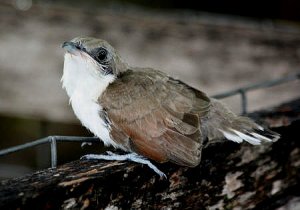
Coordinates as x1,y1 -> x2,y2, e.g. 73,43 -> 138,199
220,128 -> 279,145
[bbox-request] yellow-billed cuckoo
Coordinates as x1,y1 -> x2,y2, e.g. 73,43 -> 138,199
61,36 -> 279,177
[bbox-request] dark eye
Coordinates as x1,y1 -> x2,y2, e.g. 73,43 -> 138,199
75,45 -> 81,50
75,41 -> 83,50
96,48 -> 107,62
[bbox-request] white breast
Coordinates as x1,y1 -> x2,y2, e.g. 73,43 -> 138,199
62,53 -> 120,148
70,92 -> 119,147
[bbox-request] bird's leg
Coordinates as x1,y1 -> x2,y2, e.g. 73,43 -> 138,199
81,151 -> 166,178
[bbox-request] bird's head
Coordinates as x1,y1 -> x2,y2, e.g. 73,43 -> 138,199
61,37 -> 126,99
62,36 -> 125,76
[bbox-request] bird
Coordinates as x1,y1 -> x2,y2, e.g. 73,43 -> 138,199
61,36 -> 280,177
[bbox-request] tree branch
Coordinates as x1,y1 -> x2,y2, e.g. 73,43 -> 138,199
1,99 -> 300,210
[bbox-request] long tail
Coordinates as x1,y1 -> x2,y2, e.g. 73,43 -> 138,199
202,99 -> 280,145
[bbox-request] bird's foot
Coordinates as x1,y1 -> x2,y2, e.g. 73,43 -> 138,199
81,151 -> 166,178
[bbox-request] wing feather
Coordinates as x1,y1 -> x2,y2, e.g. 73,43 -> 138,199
100,69 -> 210,166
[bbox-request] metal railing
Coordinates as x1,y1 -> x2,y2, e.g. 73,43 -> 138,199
0,72 -> 299,168
0,136 -> 99,168
212,72 -> 300,114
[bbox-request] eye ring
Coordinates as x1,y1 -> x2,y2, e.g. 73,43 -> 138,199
75,41 -> 83,50
96,48 -> 107,62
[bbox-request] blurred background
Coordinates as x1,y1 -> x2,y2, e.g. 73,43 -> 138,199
0,0 -> 300,179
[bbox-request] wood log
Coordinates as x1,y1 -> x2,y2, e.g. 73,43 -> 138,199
0,99 -> 300,210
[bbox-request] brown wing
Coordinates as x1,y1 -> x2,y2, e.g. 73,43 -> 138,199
100,68 -> 211,167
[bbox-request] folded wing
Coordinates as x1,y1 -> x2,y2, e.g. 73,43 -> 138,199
100,69 -> 210,167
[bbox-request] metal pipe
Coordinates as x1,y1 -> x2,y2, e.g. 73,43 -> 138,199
212,72 -> 300,99
239,89 -> 247,115
0,138 -> 49,156
0,136 -> 99,157
50,137 -> 57,168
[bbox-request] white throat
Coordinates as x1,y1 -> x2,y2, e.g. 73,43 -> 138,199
61,53 -> 119,147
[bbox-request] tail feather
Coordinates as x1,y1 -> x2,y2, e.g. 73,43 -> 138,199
251,127 -> 280,142
219,127 -> 280,145
203,99 -> 280,145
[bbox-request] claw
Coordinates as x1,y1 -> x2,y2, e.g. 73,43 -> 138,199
81,152 -> 167,178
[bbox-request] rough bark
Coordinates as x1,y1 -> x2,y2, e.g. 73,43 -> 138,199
0,99 -> 300,210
